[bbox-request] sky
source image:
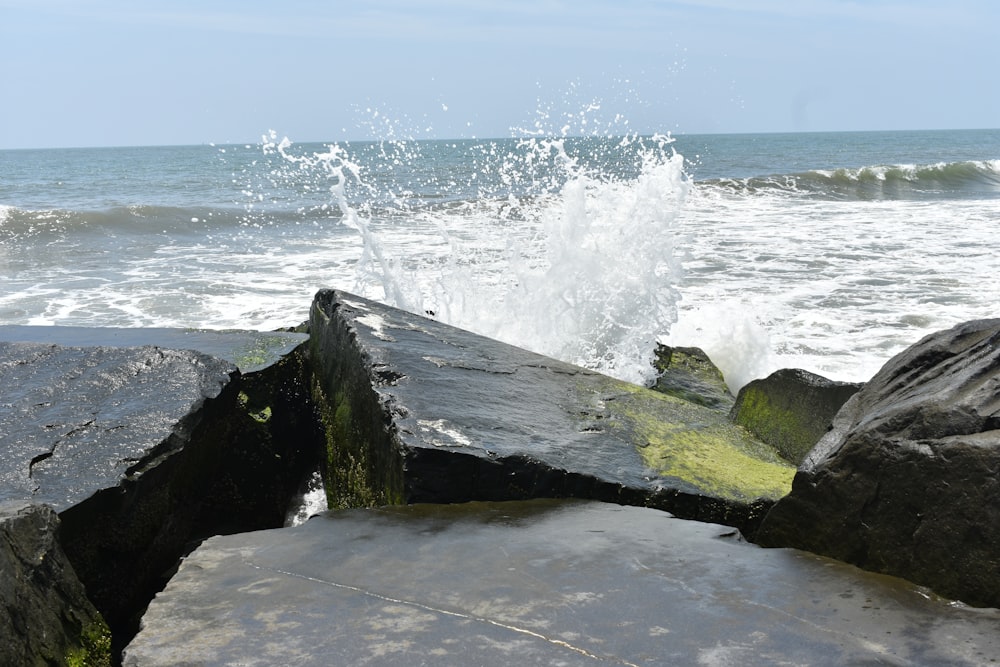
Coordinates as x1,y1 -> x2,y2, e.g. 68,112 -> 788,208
1,0 -> 997,149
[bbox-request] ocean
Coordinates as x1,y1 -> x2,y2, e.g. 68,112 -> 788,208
2,128 -> 999,391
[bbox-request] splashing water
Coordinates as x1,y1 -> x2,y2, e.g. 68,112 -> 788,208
259,131 -> 689,385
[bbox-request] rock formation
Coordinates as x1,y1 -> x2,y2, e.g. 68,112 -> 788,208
757,319 -> 1000,607
650,344 -> 735,411
123,499 -> 1000,666
308,289 -> 794,536
5,307 -> 1000,665
0,327 -> 321,657
730,368 -> 862,464
0,501 -> 110,667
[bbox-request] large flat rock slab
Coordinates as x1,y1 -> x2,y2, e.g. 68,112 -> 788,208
0,340 -> 236,509
124,500 -> 1000,666
0,324 -> 307,373
310,290 -> 793,535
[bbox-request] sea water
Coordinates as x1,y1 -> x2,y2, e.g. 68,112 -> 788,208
2,128 -> 999,391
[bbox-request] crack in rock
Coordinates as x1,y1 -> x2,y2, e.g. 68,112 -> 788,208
28,419 -> 96,480
242,558 -> 640,666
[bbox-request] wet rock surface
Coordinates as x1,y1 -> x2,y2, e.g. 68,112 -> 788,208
0,501 -> 110,667
6,313 -> 1000,665
309,290 -> 795,536
0,326 -> 320,657
758,319 -> 1000,607
730,368 -> 862,465
0,324 -> 308,373
123,499 -> 1000,667
650,344 -> 735,411
0,341 -> 236,509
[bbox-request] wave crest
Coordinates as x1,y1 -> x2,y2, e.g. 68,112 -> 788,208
705,159 -> 1000,200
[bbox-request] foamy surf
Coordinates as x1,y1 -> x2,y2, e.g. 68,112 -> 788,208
261,133 -> 689,385
2,128 -> 999,392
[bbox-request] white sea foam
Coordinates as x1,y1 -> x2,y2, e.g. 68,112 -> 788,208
670,186 -> 1000,386
4,131 -> 999,393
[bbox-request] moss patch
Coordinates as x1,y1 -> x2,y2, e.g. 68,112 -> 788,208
237,390 -> 273,424
605,381 -> 794,502
636,420 -> 794,501
66,618 -> 112,667
313,379 -> 404,510
731,387 -> 814,464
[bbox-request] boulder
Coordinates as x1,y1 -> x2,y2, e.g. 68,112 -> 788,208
757,319 -> 1000,607
123,499 -> 1000,666
0,501 -> 110,667
309,290 -> 795,538
0,327 -> 322,655
730,368 -> 862,464
650,344 -> 734,410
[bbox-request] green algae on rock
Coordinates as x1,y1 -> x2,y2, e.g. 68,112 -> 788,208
591,379 -> 794,502
66,618 -> 112,667
650,344 -> 735,411
730,368 -> 861,465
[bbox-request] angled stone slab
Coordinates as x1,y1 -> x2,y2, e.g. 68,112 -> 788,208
310,290 -> 794,535
123,500 -> 1000,666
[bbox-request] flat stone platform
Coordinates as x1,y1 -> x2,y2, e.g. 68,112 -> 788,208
123,499 -> 1000,666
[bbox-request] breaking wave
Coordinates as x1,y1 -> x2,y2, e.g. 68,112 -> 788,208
705,160 -> 1000,200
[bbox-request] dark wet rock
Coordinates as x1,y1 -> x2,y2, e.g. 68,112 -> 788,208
0,342 -> 236,509
730,368 -> 862,464
650,344 -> 735,410
757,319 -> 1000,608
0,327 -> 322,656
309,290 -> 794,538
0,501 -> 111,667
123,499 -> 1000,666
0,324 -> 308,373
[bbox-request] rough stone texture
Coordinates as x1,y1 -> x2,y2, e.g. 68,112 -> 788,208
757,319 -> 1000,607
0,341 -> 236,509
730,368 -> 862,464
309,290 -> 795,538
123,499 -> 1000,667
0,324 -> 308,373
0,501 -> 110,667
650,344 -> 734,411
0,328 -> 322,656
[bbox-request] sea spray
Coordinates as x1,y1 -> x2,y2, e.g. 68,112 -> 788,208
666,301 -> 775,394
258,132 -> 689,385
432,135 -> 688,384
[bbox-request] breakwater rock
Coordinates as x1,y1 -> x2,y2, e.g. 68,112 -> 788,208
5,306 -> 1000,664
309,290 -> 794,536
650,344 -> 735,410
730,368 -> 862,465
758,319 -> 1000,607
123,499 -> 1000,666
0,501 -> 109,667
0,326 -> 321,657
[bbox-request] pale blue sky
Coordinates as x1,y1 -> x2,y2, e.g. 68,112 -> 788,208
1,0 -> 997,149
